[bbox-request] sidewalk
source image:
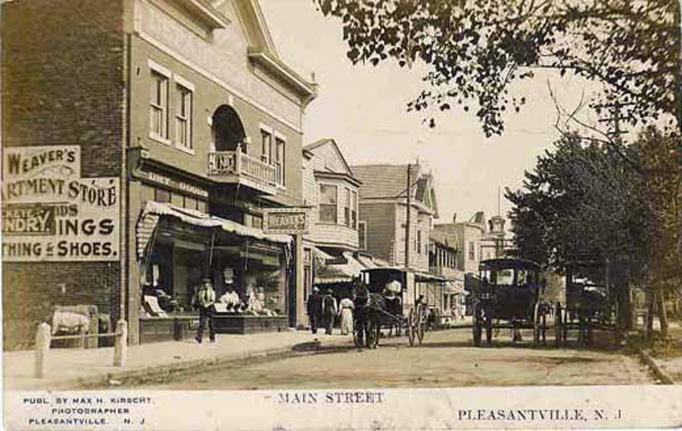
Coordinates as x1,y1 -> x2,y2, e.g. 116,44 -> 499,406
648,322 -> 682,384
4,330 -> 353,390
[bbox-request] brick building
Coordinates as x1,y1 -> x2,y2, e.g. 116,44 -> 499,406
2,0 -> 316,348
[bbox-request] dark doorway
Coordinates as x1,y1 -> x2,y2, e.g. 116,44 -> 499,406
212,105 -> 246,152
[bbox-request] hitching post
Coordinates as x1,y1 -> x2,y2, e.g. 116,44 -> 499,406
34,322 -> 51,378
113,319 -> 128,367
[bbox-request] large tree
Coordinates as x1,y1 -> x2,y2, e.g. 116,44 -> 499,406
314,0 -> 681,137
507,127 -> 681,336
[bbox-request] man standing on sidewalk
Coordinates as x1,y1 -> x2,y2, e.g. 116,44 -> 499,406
306,287 -> 322,334
194,278 -> 216,343
322,289 -> 338,335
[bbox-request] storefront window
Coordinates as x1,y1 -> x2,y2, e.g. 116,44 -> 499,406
154,188 -> 171,203
141,242 -> 204,317
184,196 -> 197,210
170,192 -> 183,207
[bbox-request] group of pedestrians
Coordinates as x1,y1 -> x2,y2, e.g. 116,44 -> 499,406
306,287 -> 355,335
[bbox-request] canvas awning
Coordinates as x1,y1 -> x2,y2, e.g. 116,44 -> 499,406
444,281 -> 465,294
137,201 -> 291,259
315,251 -> 374,284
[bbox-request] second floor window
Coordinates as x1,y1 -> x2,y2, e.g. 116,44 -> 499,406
319,184 -> 338,223
351,190 -> 358,229
468,241 -> 475,261
261,130 -> 272,164
175,84 -> 192,150
417,230 -> 422,255
275,137 -> 285,186
358,221 -> 367,250
150,71 -> 169,140
343,187 -> 351,227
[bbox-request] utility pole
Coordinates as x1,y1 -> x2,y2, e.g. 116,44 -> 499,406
593,100 -> 634,144
405,163 -> 412,269
594,99 -> 636,333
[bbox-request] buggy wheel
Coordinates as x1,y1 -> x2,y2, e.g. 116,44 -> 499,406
353,322 -> 364,348
533,302 -> 542,345
554,303 -> 564,346
472,302 -> 482,347
407,312 -> 416,346
367,320 -> 380,349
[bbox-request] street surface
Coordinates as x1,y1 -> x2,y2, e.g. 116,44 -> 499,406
136,329 -> 654,389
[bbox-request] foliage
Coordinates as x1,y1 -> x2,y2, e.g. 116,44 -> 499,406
506,132 -> 647,270
314,0 -> 680,136
506,127 -> 681,329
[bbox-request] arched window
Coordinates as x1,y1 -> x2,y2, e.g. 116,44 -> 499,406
211,105 -> 246,152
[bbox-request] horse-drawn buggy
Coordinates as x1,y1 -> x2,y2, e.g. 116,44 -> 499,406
352,267 -> 437,348
471,258 -> 553,346
555,260 -> 621,345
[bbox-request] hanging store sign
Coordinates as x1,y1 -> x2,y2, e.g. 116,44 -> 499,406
2,146 -> 120,262
263,208 -> 308,234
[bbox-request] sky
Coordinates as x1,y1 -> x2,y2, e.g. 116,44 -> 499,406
260,0 -> 601,225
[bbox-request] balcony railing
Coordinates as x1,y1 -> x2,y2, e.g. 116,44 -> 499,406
208,144 -> 279,193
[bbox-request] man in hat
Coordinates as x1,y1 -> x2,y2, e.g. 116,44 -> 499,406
306,287 -> 322,334
322,288 -> 338,335
193,277 -> 216,343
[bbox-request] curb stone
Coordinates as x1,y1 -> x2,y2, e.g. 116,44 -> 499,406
59,338 -> 352,389
637,348 -> 675,385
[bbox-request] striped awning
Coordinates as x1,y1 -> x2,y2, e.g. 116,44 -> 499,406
136,201 -> 292,259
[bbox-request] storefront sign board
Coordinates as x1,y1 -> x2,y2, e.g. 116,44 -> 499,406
138,169 -> 209,199
2,146 -> 120,262
263,208 -> 308,234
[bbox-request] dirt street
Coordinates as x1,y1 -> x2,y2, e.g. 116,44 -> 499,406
133,329 -> 655,390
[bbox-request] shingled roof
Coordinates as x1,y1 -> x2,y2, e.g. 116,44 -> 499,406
350,164 -> 421,199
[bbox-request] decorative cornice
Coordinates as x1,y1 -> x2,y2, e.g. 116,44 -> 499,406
313,170 -> 362,187
247,47 -> 317,102
169,0 -> 230,29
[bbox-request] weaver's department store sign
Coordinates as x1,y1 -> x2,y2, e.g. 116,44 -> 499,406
1,145 -> 120,262
263,208 -> 308,234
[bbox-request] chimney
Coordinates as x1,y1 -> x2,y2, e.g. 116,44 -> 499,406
452,212 -> 457,223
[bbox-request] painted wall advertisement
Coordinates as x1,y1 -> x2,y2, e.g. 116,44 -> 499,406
2,145 -> 120,262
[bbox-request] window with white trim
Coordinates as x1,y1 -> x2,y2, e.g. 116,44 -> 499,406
175,83 -> 192,150
150,70 -> 169,140
343,187 -> 351,227
261,129 -> 272,164
417,230 -> 422,255
275,136 -> 285,186
358,221 -> 367,250
319,184 -> 338,223
351,190 -> 358,229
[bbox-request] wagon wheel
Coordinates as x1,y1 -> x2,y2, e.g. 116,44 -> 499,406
485,316 -> 493,345
366,319 -> 380,349
533,302 -> 542,345
407,311 -> 416,346
353,322 -> 364,348
472,302 -> 482,347
554,302 -> 564,347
